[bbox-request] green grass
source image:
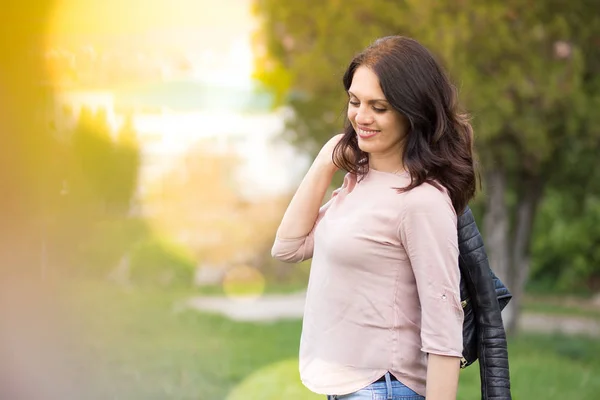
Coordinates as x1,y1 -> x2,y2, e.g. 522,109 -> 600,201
522,296 -> 600,320
68,281 -> 303,399
457,334 -> 600,399
67,280 -> 600,399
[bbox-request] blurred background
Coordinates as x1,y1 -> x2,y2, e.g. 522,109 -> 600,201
1,0 -> 599,398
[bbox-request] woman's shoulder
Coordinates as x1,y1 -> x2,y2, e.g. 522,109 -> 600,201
338,172 -> 358,192
327,172 -> 357,202
402,180 -> 454,214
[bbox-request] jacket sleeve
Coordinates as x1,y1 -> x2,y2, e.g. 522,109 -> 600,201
458,206 -> 512,400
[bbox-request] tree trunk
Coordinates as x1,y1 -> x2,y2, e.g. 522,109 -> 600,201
483,168 -> 511,286
506,175 -> 544,333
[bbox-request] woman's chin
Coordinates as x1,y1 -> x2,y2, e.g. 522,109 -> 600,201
357,138 -> 377,153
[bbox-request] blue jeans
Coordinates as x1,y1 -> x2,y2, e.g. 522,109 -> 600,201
326,372 -> 424,400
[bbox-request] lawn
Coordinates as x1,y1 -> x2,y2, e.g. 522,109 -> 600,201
66,280 -> 600,399
522,296 -> 600,320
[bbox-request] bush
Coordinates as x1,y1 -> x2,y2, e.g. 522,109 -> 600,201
76,217 -> 149,278
129,236 -> 196,288
530,191 -> 600,294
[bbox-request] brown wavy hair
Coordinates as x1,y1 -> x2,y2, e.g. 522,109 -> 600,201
333,36 -> 477,213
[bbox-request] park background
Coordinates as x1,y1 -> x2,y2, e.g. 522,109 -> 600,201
1,0 -> 599,398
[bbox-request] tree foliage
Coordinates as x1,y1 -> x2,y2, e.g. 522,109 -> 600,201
253,0 -> 599,168
70,108 -> 140,216
48,108 -> 142,273
253,0 -> 600,329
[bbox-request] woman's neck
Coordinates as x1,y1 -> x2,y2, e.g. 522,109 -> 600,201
368,154 -> 405,174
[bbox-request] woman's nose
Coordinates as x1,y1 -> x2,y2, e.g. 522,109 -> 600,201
355,108 -> 373,125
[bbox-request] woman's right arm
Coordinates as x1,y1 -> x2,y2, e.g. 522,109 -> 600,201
271,134 -> 342,263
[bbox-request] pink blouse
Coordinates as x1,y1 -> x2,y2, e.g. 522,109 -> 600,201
271,169 -> 463,396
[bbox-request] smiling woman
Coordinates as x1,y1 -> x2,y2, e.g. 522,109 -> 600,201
346,67 -> 409,162
270,36 -> 493,400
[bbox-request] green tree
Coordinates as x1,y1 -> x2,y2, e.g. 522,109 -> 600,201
47,108 -> 143,273
253,0 -> 600,331
530,129 -> 600,293
110,114 -> 141,215
70,107 -> 140,217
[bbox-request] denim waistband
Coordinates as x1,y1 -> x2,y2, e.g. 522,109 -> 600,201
326,372 -> 423,399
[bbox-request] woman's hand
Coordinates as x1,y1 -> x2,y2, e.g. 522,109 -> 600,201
315,133 -> 344,174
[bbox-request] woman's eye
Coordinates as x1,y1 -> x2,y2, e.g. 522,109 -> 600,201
348,100 -> 386,112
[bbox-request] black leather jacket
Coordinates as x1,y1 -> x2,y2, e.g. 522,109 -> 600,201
458,207 -> 512,400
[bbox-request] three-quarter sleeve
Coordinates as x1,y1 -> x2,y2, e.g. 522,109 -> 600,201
398,185 -> 463,357
271,173 -> 353,263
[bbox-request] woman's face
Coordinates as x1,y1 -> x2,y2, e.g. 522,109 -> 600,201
347,66 -> 408,157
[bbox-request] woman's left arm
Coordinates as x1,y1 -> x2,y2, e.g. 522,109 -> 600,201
426,354 -> 460,400
398,187 -> 463,399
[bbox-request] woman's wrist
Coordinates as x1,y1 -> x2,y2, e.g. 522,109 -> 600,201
313,154 -> 338,178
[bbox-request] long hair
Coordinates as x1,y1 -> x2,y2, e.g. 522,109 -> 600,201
332,36 -> 476,213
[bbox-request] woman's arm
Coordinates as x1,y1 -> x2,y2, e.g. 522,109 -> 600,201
274,153 -> 338,240
271,134 -> 342,262
426,354 -> 460,399
398,186 -> 463,399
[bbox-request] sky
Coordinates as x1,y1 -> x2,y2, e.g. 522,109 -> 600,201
46,0 -> 256,87
47,0 -> 253,36
43,0 -> 304,200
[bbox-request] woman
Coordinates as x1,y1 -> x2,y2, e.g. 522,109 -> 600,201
272,36 -> 477,400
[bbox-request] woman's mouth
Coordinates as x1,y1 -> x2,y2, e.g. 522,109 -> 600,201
356,127 -> 380,139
